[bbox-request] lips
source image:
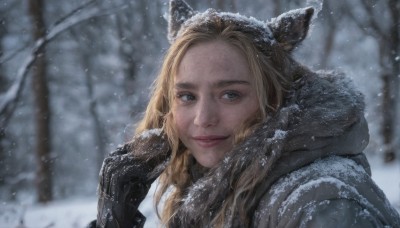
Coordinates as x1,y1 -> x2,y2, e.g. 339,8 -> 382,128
192,135 -> 229,148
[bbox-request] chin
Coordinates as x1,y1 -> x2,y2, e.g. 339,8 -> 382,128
197,156 -> 225,168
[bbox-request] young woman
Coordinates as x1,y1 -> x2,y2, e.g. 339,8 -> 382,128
90,0 -> 400,227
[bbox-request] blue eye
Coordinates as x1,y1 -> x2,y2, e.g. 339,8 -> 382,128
222,91 -> 241,101
177,93 -> 196,102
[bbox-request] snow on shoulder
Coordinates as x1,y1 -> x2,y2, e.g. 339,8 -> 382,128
138,128 -> 163,139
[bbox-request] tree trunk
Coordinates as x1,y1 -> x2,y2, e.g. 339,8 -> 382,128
381,73 -> 396,162
216,0 -> 224,10
319,1 -> 337,69
0,11 -> 7,187
28,0 -> 52,202
273,0 -> 282,17
82,55 -> 107,172
382,0 -> 399,162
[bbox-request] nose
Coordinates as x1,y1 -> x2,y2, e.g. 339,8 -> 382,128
193,97 -> 219,128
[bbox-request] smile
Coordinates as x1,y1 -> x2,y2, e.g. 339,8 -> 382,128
192,135 -> 229,148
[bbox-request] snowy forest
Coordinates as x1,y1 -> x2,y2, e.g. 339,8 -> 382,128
0,0 -> 399,226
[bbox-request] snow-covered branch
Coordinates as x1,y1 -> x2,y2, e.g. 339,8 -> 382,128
0,1 -> 126,127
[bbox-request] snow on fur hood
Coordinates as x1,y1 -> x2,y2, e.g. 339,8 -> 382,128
164,1 -> 400,227
168,68 -> 400,227
168,0 -> 314,52
170,68 -> 377,227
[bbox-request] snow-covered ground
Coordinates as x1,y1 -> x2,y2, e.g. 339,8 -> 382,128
1,159 -> 399,228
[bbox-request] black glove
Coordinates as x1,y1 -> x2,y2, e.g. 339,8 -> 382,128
96,129 -> 170,228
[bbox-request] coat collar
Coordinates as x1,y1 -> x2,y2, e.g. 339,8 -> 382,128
174,69 -> 369,227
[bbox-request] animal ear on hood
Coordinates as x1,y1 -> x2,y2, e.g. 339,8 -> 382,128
268,7 -> 314,52
168,0 -> 195,43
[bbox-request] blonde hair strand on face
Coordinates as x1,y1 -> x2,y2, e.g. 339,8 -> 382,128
135,17 -> 289,227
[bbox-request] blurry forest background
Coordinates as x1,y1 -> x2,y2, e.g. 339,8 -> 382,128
0,0 -> 399,205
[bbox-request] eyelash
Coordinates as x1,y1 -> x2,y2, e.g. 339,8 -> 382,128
221,91 -> 241,101
176,93 -> 196,103
175,90 -> 243,104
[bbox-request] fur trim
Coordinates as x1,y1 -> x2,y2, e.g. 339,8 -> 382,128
167,0 -> 314,52
173,70 -> 368,227
166,2 -> 367,226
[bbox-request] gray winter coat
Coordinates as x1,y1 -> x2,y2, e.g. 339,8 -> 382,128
161,2 -> 400,226
170,70 -> 400,228
89,67 -> 400,228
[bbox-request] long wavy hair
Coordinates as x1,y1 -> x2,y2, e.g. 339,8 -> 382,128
135,16 -> 290,227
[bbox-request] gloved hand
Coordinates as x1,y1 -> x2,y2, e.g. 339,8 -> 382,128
96,129 -> 170,228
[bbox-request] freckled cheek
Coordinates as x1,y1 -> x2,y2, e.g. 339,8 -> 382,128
172,108 -> 191,138
225,104 -> 259,129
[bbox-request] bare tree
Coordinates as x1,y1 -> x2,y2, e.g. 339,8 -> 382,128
28,0 -> 52,203
0,0 -> 126,130
317,1 -> 337,69
0,0 -> 124,202
347,0 -> 399,162
0,17 -> 6,92
68,24 -> 109,172
114,7 -> 139,95
0,3 -> 7,188
384,0 -> 400,162
83,55 -> 108,172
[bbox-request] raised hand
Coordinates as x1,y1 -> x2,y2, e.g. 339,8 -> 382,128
96,129 -> 170,228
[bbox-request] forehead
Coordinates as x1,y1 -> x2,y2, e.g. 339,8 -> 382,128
176,40 -> 252,84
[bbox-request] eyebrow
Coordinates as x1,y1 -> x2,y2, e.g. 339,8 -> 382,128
174,80 -> 250,89
215,80 -> 250,87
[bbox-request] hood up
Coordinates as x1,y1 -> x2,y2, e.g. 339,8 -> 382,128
174,69 -> 369,227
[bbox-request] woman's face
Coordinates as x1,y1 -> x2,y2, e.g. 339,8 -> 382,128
172,40 -> 259,168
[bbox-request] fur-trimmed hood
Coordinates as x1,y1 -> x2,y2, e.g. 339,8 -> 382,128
172,69 -> 370,227
168,0 -> 314,53
163,1 -> 391,227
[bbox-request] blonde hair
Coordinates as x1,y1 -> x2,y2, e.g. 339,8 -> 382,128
135,16 -> 289,227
